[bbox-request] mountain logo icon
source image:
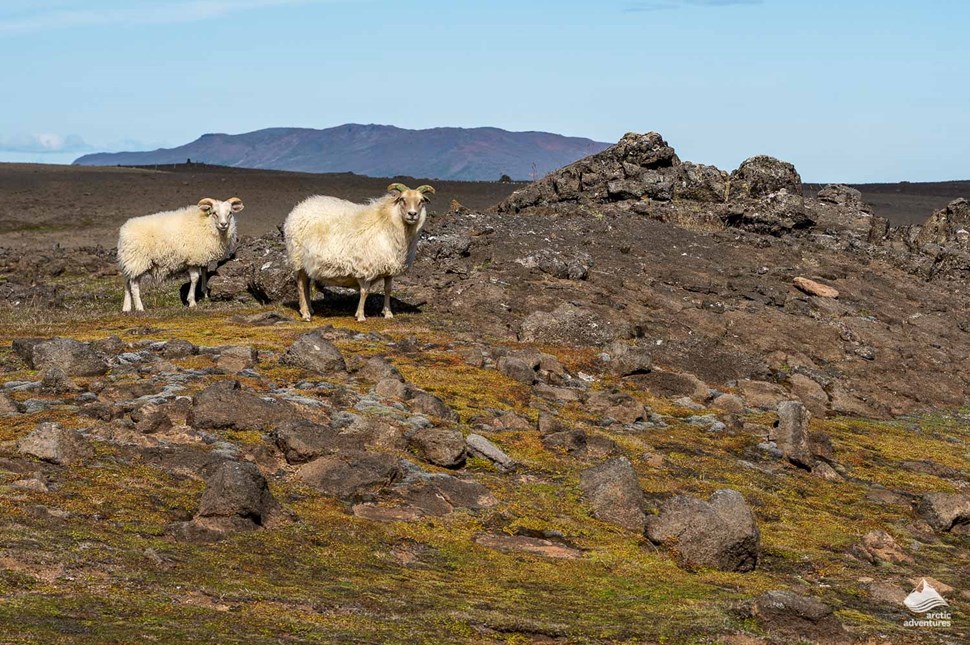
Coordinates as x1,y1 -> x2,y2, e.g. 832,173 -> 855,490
903,579 -> 949,613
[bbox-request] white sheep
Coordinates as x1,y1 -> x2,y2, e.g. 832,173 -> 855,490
117,197 -> 244,312
283,183 -> 434,321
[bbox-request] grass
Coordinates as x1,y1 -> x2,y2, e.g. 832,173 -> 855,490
0,272 -> 967,641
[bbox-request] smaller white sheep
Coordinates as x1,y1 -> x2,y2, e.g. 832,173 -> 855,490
283,183 -> 434,321
117,197 -> 244,312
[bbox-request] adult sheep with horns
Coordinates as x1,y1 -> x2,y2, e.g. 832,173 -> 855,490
282,183 -> 435,321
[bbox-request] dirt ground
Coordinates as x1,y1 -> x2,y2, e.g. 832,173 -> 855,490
0,163 -> 522,249
1,162 -> 965,249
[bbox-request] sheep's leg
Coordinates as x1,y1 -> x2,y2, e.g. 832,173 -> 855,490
131,274 -> 145,312
297,269 -> 313,321
199,266 -> 209,299
355,278 -> 369,322
122,278 -> 133,313
187,267 -> 200,307
382,277 -> 394,319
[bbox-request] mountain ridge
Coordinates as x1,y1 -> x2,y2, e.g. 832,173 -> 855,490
73,123 -> 610,181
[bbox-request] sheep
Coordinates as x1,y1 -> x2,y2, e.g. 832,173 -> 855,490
283,183 -> 434,322
117,197 -> 244,312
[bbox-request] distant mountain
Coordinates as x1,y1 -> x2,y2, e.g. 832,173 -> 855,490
73,124 -> 610,181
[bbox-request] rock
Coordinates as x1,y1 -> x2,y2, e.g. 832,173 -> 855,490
788,374 -> 829,416
519,303 -> 616,346
812,462 -> 842,481
273,420 -> 357,464
189,380 -> 294,431
406,388 -> 459,422
159,339 -> 197,359
297,451 -> 402,501
465,434 -> 514,470
25,337 -> 108,376
196,461 -> 282,527
645,489 -> 760,572
542,429 -> 588,455
729,156 -> 801,199
710,393 -> 745,413
738,380 -> 788,410
674,162 -> 728,202
215,346 -> 256,373
747,590 -> 848,643
496,356 -> 537,384
0,392 -> 23,416
817,184 -> 869,211
774,400 -> 814,469
474,533 -> 582,559
39,366 -> 77,393
793,277 -> 839,298
357,356 -> 403,382
866,580 -> 907,605
281,330 -> 346,374
917,492 -> 970,532
605,341 -> 652,376
408,427 -> 467,468
388,472 -> 498,516
685,414 -> 726,433
859,529 -> 912,564
375,377 -> 409,400
517,249 -> 592,281
587,390 -> 646,425
579,457 -> 645,533
17,422 -> 94,465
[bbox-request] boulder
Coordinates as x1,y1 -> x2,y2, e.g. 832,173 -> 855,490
408,427 -> 467,468
747,590 -> 848,643
21,337 -> 108,376
281,330 -> 346,374
297,451 -> 402,501
673,162 -> 728,202
729,155 -> 802,199
817,184 -> 869,211
273,420 -> 358,464
605,341 -> 652,376
1,392 -> 23,416
196,461 -> 282,526
465,434 -> 514,470
189,380 -> 294,431
645,489 -> 760,572
793,277 -> 839,298
17,422 -> 94,465
917,492 -> 970,532
774,400 -> 815,469
579,457 -> 646,533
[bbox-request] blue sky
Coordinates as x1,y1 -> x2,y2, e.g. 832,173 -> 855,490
0,0 -> 967,182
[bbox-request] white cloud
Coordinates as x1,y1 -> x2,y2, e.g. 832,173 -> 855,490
0,0 -> 344,34
0,133 -> 92,153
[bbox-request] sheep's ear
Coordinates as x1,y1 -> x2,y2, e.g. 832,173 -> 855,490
228,197 -> 244,213
198,198 -> 216,213
415,185 -> 435,200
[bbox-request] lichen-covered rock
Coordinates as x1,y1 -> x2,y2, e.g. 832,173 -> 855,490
579,457 -> 646,532
281,330 -> 347,374
408,427 -> 467,468
746,591 -> 848,643
729,155 -> 802,199
646,489 -> 760,572
918,492 -> 970,533
17,337 -> 108,376
17,422 -> 94,465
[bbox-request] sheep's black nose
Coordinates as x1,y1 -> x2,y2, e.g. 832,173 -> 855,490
408,211 -> 418,217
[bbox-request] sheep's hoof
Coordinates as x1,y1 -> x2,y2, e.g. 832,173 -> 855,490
188,301 -> 196,308
383,311 -> 394,319
300,313 -> 312,322
356,315 -> 367,322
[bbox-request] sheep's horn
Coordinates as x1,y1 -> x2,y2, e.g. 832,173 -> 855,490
197,198 -> 216,211
387,183 -> 409,193
415,185 -> 436,195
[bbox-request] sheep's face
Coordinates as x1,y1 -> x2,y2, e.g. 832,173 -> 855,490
388,184 -> 434,227
198,197 -> 244,233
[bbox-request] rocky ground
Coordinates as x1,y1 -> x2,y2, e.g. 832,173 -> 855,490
0,134 -> 969,642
